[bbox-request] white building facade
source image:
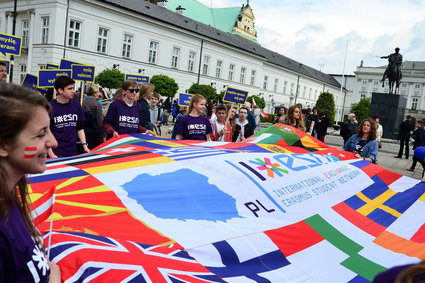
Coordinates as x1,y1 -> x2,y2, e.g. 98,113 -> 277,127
353,61 -> 425,119
0,0 -> 346,120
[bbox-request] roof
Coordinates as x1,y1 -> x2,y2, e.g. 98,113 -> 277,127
166,0 -> 240,34
99,0 -> 341,88
165,0 -> 258,43
401,61 -> 425,70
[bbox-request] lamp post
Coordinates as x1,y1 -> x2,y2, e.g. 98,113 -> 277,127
9,0 -> 17,82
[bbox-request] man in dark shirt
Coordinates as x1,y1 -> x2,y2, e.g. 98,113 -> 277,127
340,113 -> 358,145
396,115 -> 413,159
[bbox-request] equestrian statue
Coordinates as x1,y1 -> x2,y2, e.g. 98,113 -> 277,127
380,47 -> 403,94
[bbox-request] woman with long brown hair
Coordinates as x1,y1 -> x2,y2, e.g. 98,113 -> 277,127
285,105 -> 306,131
0,83 -> 61,282
343,117 -> 379,163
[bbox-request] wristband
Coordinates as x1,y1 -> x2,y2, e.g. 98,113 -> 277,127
81,142 -> 88,146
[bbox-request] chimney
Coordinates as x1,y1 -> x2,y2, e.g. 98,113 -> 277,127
176,5 -> 186,15
157,0 -> 167,8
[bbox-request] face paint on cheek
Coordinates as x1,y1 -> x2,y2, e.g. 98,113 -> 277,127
24,147 -> 37,158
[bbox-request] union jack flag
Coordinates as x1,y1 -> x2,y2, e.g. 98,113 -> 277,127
44,231 -> 224,283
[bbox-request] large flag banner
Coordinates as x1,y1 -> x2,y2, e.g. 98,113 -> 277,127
29,125 -> 425,282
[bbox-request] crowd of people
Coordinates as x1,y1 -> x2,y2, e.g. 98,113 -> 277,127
2,72 -> 425,281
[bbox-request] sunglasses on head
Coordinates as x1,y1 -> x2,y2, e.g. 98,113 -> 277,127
128,88 -> 139,93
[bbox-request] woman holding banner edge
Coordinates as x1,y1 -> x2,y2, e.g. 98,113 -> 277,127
0,83 -> 61,282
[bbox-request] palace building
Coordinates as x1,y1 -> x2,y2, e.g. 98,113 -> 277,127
0,0 -> 349,120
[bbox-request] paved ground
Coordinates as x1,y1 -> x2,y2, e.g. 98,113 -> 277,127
158,123 -> 423,181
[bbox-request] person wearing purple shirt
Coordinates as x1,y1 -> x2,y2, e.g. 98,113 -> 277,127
176,94 -> 212,141
0,83 -> 61,282
103,80 -> 151,138
48,76 -> 90,158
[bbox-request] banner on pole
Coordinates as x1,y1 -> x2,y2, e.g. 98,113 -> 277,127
125,74 -> 149,84
21,73 -> 47,95
0,32 -> 22,56
38,69 -> 72,88
178,93 -> 193,107
72,64 -> 95,82
223,86 -> 249,105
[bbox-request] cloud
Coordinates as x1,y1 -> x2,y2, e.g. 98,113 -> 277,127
195,0 -> 425,74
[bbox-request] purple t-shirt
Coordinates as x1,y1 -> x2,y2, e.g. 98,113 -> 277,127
104,99 -> 141,134
50,99 -> 84,156
0,203 -> 50,282
176,115 -> 213,140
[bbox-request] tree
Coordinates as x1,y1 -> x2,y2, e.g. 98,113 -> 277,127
247,95 -> 265,109
150,75 -> 179,97
95,68 -> 125,90
350,97 -> 371,122
187,83 -> 217,101
315,91 -> 336,124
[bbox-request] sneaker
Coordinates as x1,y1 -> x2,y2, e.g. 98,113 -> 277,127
394,156 -> 402,158
406,168 -> 414,172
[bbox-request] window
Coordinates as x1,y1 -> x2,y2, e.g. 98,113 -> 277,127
188,51 -> 196,72
22,20 -> 29,47
412,98 -> 418,110
415,83 -> 421,89
202,55 -> 210,75
148,41 -> 159,64
228,64 -> 235,81
122,34 -> 132,58
20,64 -> 26,83
38,64 -> 47,70
373,80 -> 379,86
216,60 -> 222,78
401,83 -> 407,88
274,78 -> 279,92
68,20 -> 81,47
41,16 -> 49,44
360,93 -> 366,99
240,67 -> 246,83
263,75 -> 268,90
97,27 -> 109,53
362,80 -> 368,85
250,70 -> 256,85
309,88 -> 312,99
171,47 -> 180,68
291,83 -> 294,95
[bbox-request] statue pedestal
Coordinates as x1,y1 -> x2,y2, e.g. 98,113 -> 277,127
370,92 -> 406,139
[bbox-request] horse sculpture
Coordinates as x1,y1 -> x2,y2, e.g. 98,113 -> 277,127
381,48 -> 403,95
382,64 -> 402,94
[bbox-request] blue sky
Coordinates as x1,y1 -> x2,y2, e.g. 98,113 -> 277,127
198,0 -> 425,75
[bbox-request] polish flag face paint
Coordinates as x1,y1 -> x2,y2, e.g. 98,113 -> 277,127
24,147 -> 37,158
